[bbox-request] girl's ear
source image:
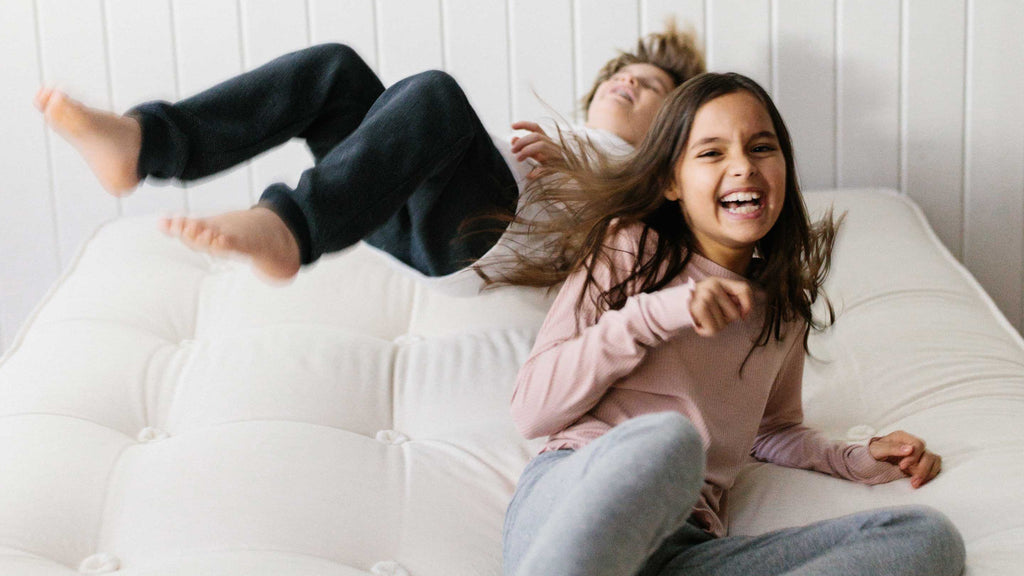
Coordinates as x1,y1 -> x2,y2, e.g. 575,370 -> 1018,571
663,184 -> 681,202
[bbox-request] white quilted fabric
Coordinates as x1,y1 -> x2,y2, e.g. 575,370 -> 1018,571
1,189 -> 1022,575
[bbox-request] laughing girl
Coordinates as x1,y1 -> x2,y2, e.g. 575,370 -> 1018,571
498,72 -> 965,576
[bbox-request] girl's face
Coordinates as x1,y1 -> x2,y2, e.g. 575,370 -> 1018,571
665,90 -> 786,272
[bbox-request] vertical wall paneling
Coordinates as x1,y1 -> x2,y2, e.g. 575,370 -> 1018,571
240,0 -> 315,204
106,0 -> 187,217
0,0 -> 60,350
902,0 -> 966,258
836,0 -> 900,189
7,1 -> 1024,353
309,0 -> 378,72
773,0 -> 835,190
173,0 -> 254,215
443,0 -> 512,133
509,0 -> 575,125
240,0 -> 311,68
964,0 -> 1024,328
574,0 -> 639,126
706,0 -> 771,91
641,0 -> 705,48
376,0 -> 444,87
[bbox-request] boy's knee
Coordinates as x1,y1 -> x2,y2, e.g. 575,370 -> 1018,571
307,43 -> 362,68
405,69 -> 463,97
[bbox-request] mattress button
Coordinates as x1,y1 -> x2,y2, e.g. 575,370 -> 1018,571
375,430 -> 410,445
846,425 -> 876,442
371,560 -> 410,576
79,553 -> 120,573
137,427 -> 170,443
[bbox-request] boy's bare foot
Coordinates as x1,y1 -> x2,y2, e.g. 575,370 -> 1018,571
35,87 -> 142,196
159,206 -> 302,281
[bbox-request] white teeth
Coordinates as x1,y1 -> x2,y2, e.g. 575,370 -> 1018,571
720,191 -> 762,203
725,203 -> 760,214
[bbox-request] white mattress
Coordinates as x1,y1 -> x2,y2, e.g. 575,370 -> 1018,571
1,189 -> 1021,575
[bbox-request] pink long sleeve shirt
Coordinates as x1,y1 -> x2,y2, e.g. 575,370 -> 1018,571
511,222 -> 904,537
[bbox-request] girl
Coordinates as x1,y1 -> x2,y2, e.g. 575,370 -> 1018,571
497,73 -> 965,576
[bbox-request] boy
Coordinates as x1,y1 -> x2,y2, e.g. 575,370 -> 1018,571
35,23 -> 703,287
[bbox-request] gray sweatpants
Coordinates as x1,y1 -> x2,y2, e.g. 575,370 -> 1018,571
502,412 -> 965,576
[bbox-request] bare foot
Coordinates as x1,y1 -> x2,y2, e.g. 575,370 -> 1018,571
35,87 -> 142,196
159,206 -> 302,281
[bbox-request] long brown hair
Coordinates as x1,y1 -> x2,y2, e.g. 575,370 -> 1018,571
477,72 -> 840,351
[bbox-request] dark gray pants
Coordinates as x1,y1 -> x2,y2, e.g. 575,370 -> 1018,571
131,43 -> 518,276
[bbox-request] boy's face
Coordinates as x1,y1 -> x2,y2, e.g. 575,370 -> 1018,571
585,63 -> 675,146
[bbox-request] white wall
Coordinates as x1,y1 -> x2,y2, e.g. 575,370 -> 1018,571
2,0 -> 1023,352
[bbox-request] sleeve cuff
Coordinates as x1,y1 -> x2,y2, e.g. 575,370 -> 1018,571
846,444 -> 908,485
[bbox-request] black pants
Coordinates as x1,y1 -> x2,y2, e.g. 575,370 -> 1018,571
131,43 -> 518,276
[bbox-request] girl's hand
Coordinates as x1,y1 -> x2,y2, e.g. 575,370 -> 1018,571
868,431 -> 942,489
688,277 -> 754,337
511,121 -> 561,179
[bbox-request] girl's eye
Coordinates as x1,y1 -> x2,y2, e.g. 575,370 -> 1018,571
752,144 -> 777,153
697,150 -> 721,158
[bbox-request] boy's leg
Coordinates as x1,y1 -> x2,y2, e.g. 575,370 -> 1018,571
502,412 -> 706,576
163,68 -> 515,279
36,44 -> 381,197
132,43 -> 384,181
653,505 -> 965,576
259,69 -> 518,276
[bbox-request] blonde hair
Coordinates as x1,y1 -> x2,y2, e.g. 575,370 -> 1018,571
582,19 -> 706,115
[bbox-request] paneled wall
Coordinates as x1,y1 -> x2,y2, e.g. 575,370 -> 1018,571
1,0 -> 1023,352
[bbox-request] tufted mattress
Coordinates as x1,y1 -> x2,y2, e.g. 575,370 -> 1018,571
1,189 -> 1022,575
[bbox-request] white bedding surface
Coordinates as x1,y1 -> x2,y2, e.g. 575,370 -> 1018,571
1,189 -> 1021,575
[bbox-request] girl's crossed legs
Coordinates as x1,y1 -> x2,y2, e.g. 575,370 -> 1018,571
504,411 -> 965,576
503,412 -> 706,576
641,504 -> 964,576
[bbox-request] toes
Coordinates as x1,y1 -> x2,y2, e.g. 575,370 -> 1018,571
157,216 -> 174,235
34,88 -> 53,112
161,216 -> 188,237
47,91 -> 65,115
180,219 -> 202,241
194,227 -> 216,249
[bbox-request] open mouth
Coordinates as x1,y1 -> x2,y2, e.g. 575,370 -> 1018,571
610,86 -> 635,103
718,190 -> 763,215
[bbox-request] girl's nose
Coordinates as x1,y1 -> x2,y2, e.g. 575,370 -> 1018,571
731,155 -> 758,177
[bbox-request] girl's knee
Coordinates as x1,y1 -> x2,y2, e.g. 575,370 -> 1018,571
623,412 -> 705,478
886,505 -> 965,575
631,412 -> 703,447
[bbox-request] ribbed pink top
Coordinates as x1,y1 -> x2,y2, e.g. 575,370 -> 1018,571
511,222 -> 905,537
